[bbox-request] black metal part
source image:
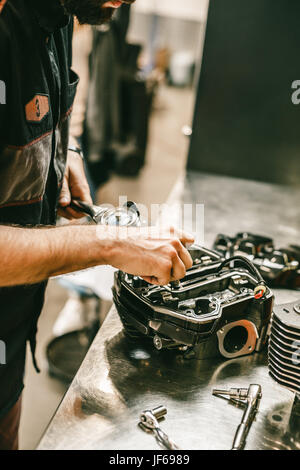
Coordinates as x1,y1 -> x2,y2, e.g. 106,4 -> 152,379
70,200 -> 99,223
113,245 -> 274,360
213,232 -> 300,289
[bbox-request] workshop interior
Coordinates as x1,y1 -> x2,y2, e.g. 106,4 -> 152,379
1,0 -> 300,452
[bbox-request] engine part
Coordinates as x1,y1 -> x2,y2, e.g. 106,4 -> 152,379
213,232 -> 300,289
139,406 -> 180,450
213,384 -> 262,450
268,300 -> 300,395
113,245 -> 274,360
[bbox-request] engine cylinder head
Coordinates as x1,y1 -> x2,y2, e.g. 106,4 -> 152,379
268,300 -> 300,395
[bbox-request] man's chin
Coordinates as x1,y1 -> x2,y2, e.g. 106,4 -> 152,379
76,8 -> 115,25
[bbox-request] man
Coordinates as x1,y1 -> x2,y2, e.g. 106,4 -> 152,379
0,0 -> 194,450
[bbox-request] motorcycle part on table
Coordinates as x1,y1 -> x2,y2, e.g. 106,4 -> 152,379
212,384 -> 262,450
268,300 -> 300,395
213,232 -> 300,289
113,245 -> 274,360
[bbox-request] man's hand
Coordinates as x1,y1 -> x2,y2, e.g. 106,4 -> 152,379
104,226 -> 195,285
0,223 -> 194,288
58,150 -> 92,220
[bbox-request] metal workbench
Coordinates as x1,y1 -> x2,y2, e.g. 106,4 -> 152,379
38,172 -> 300,450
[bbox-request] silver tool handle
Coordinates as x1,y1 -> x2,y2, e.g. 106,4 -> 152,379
153,426 -> 181,450
231,421 -> 250,450
70,200 -> 99,223
231,384 -> 262,450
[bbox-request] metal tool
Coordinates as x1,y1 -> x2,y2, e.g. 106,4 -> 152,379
139,406 -> 180,450
213,384 -> 262,450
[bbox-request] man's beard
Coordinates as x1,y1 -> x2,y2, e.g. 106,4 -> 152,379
60,0 -> 134,25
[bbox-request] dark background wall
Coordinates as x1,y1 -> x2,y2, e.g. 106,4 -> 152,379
187,0 -> 300,186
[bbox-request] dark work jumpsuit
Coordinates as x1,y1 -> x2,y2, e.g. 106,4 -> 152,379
0,0 -> 79,446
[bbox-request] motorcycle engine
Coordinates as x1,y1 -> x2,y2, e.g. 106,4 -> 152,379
113,246 -> 274,360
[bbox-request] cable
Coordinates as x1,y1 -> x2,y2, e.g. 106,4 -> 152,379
217,255 -> 265,285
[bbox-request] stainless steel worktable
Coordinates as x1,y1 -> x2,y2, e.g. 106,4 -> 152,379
38,172 -> 300,450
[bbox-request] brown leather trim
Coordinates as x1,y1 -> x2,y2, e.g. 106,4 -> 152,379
0,197 -> 43,210
7,131 -> 52,151
60,105 -> 73,122
0,0 -> 7,15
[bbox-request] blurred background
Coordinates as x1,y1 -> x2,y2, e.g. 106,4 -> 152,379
19,0 -> 300,448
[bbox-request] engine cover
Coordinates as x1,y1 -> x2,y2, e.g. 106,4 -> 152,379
113,246 -> 274,360
214,232 -> 300,289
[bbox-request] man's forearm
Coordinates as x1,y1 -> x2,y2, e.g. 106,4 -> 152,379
0,224 -> 113,287
0,223 -> 195,288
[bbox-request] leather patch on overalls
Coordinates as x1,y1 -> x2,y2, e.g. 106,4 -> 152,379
25,95 -> 50,123
0,0 -> 7,15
